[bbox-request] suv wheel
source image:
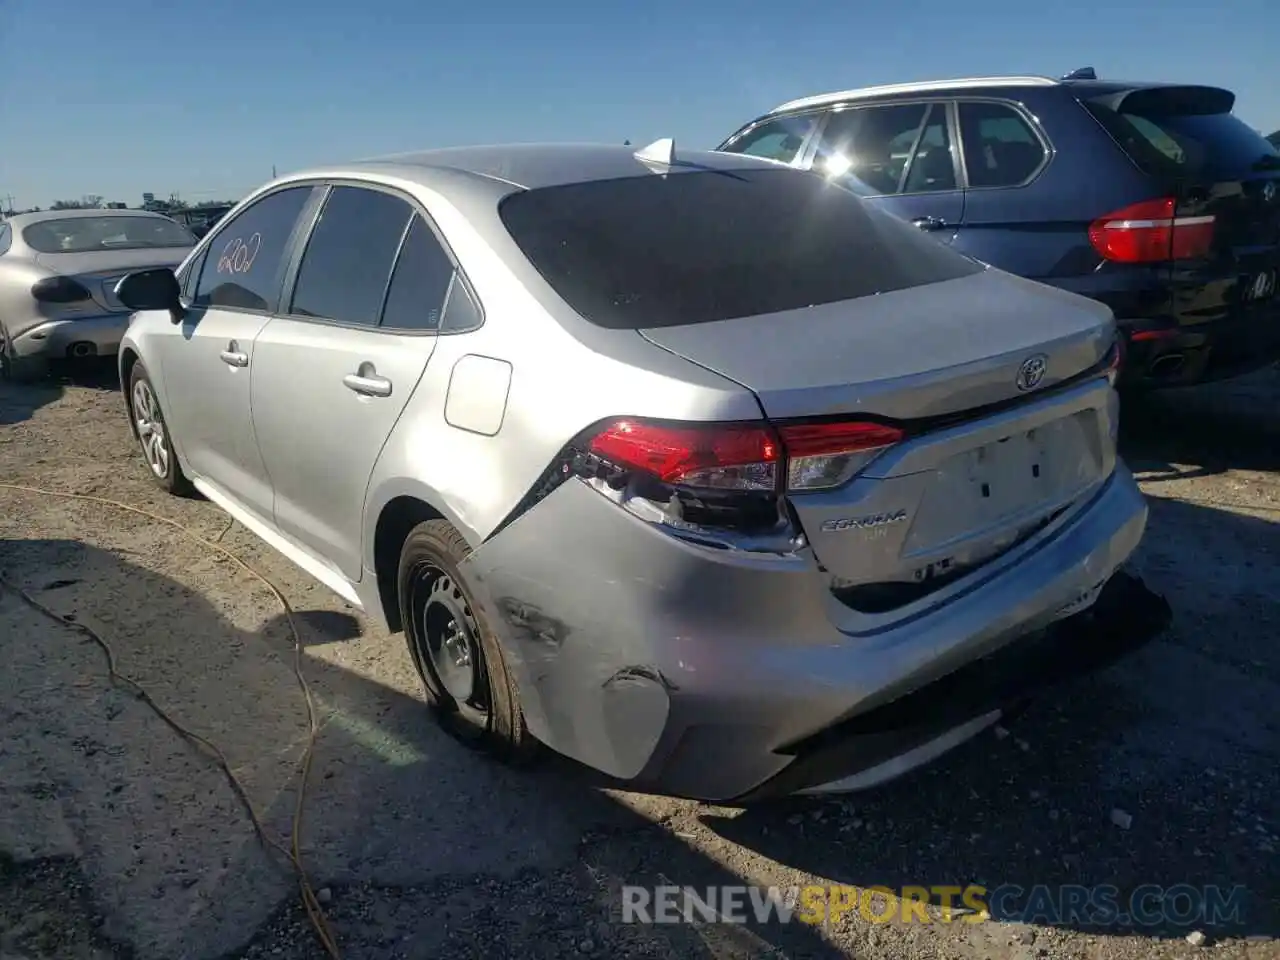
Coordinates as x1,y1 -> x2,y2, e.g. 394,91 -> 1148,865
128,362 -> 192,495
398,519 -> 536,763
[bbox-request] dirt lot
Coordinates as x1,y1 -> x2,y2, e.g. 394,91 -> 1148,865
1,362 -> 1278,960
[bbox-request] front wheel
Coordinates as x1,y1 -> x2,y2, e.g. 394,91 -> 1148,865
128,362 -> 192,496
398,519 -> 536,763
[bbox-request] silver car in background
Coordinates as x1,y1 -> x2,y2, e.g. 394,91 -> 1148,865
0,208 -> 195,381
114,142 -> 1169,803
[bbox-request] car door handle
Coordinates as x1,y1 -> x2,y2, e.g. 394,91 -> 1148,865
219,342 -> 249,367
912,216 -> 947,231
343,371 -> 393,397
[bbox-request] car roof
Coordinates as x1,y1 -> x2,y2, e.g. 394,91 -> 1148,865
284,142 -> 791,196
765,74 -> 1220,116
3,208 -> 176,227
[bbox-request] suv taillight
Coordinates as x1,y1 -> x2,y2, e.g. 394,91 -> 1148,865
1088,198 -> 1215,263
31,276 -> 92,303
587,417 -> 903,495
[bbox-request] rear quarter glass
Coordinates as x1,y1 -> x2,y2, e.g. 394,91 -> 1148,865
497,168 -> 984,330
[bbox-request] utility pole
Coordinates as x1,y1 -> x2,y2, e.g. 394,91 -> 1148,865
2,194 -> 14,214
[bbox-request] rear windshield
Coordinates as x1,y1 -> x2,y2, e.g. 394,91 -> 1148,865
1084,97 -> 1280,181
498,168 -> 984,329
22,216 -> 195,254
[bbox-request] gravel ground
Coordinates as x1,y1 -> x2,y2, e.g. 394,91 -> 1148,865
1,360 -> 1277,960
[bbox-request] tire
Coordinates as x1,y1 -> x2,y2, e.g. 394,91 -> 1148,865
397,519 -> 536,763
127,362 -> 193,496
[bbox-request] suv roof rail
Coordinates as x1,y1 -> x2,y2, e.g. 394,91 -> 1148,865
1061,66 -> 1097,80
770,75 -> 1060,115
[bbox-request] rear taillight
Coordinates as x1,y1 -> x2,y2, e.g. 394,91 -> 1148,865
588,421 -> 780,491
586,417 -> 902,495
777,421 -> 904,491
31,276 -> 92,304
1088,198 -> 1214,263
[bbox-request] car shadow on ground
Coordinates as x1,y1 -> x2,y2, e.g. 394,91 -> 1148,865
1119,367 -> 1280,479
0,539 -> 847,959
0,358 -> 120,426
698,494 -> 1280,946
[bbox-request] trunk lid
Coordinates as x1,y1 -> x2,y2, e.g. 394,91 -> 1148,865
35,247 -> 192,313
638,266 -> 1115,421
640,268 -> 1119,612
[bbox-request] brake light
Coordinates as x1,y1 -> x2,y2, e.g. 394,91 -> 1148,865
1088,198 -> 1214,263
589,420 -> 780,491
31,276 -> 92,303
586,417 -> 902,494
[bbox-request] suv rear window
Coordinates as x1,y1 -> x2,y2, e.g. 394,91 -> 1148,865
1082,87 -> 1280,181
498,168 -> 983,329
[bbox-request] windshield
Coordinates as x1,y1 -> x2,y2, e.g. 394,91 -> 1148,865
22,216 -> 196,254
499,167 -> 983,329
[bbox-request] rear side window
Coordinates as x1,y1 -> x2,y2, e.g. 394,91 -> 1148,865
721,113 -> 819,165
957,102 -> 1047,188
290,186 -> 413,326
195,186 -> 313,312
1083,93 -> 1280,180
498,168 -> 983,330
379,215 -> 456,331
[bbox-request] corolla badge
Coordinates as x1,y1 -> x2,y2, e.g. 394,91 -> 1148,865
1015,353 -> 1048,392
1263,181 -> 1277,204
820,509 -> 909,533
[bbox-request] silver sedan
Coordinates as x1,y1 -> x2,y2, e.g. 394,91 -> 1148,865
0,208 -> 194,381
113,142 -> 1168,802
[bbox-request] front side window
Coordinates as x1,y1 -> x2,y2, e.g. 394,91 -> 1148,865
22,216 -> 195,254
812,102 -> 955,195
289,186 -> 413,326
379,215 -> 456,331
957,101 -> 1047,188
194,186 -> 314,312
499,167 -> 983,330
720,113 -> 819,165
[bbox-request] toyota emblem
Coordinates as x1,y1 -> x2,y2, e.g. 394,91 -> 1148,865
1016,354 -> 1048,392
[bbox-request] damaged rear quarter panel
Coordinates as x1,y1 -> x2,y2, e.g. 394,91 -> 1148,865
458,475 -> 827,782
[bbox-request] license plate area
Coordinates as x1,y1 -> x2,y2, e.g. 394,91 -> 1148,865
902,412 -> 1102,558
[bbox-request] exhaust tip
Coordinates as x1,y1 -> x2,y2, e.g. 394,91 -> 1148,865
67,342 -> 96,358
1147,353 -> 1185,378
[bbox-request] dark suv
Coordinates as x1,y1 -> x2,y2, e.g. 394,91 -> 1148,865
717,69 -> 1280,388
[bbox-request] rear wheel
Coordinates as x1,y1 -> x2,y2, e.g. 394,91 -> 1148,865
128,362 -> 192,496
398,519 -> 535,763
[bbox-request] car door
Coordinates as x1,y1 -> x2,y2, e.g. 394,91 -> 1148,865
250,184 -> 456,582
950,99 -> 1053,274
158,184 -> 319,521
803,100 -> 965,242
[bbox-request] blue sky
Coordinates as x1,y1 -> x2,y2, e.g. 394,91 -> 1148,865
2,0 -> 1277,208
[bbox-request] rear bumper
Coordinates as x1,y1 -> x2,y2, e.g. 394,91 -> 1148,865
464,462 -> 1156,803
735,568 -> 1171,801
11,314 -> 129,360
1117,301 -> 1280,388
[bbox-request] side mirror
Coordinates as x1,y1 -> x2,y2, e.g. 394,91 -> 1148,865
115,268 -> 185,324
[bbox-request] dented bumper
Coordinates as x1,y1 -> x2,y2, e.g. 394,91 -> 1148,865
462,462 -> 1159,803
